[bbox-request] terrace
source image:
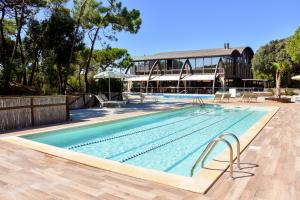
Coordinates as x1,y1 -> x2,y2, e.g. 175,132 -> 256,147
0,100 -> 299,199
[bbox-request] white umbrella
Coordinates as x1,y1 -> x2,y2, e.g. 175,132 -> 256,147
292,75 -> 300,81
93,70 -> 131,100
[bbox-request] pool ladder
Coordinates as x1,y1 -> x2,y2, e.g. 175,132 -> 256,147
190,132 -> 241,178
179,90 -> 188,94
192,97 -> 205,106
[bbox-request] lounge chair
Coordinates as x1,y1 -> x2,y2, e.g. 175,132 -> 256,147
221,93 -> 231,102
249,93 -> 258,102
240,92 -> 249,102
139,93 -> 158,103
122,92 -> 129,102
240,92 -> 256,103
94,94 -> 127,107
213,92 -> 223,102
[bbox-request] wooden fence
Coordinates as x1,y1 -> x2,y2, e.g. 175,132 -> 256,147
68,94 -> 95,110
0,96 -> 69,131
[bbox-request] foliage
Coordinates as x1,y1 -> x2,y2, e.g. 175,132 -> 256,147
89,78 -> 123,95
284,88 -> 295,96
271,61 -> 291,97
0,0 -> 141,95
252,39 -> 292,86
92,47 -> 132,71
78,0 -> 141,92
287,27 -> 300,65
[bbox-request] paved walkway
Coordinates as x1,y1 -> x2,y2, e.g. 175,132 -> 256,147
0,102 -> 299,199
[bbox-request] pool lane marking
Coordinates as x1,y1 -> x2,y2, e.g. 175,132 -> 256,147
163,110 -> 256,173
119,109 -> 250,163
106,106 -> 231,159
106,115 -> 215,159
67,109 -> 213,150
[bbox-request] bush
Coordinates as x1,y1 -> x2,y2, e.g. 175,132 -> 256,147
279,88 -> 295,96
89,78 -> 123,94
267,88 -> 275,95
286,88 -> 295,96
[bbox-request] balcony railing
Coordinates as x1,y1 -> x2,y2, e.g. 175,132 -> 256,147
131,68 -> 224,76
130,86 -> 264,94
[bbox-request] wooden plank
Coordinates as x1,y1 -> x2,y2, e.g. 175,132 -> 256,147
0,103 -> 67,111
0,102 -> 299,199
31,97 -> 34,127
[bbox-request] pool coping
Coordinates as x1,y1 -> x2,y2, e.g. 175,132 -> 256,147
0,104 -> 279,194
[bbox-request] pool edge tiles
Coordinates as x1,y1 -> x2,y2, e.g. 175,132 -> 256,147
1,105 -> 279,194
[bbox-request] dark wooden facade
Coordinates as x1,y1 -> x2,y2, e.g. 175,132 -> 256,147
126,45 -> 254,94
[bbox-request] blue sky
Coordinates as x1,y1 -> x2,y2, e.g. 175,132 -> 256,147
98,0 -> 300,55
94,0 -> 300,56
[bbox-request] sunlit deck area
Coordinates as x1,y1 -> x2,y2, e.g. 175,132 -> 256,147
0,101 -> 299,199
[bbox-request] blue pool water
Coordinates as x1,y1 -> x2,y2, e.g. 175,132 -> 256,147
21,105 -> 270,177
146,93 -> 214,100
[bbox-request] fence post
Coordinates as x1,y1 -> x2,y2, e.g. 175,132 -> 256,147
66,96 -> 70,120
30,97 -> 34,126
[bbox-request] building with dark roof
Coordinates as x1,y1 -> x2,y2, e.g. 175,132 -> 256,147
125,44 -> 254,94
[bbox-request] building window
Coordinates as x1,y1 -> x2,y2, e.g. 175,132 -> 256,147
189,58 -> 196,69
211,57 -> 220,67
195,58 -> 203,73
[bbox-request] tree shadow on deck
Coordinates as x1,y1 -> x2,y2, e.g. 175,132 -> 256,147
70,101 -> 189,121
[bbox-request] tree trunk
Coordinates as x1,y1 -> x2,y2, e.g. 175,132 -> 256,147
11,1 -> 25,61
85,27 -> 100,93
17,35 -> 27,85
0,5 -> 6,48
78,65 -> 82,91
57,65 -> 63,94
28,59 -> 37,86
275,70 -> 281,98
66,0 -> 89,94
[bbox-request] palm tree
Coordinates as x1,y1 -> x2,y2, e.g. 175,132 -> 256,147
271,61 -> 291,98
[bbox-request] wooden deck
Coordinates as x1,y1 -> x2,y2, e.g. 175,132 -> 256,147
0,103 -> 299,199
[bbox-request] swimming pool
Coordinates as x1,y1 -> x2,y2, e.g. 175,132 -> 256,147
21,105 -> 270,178
146,93 -> 214,100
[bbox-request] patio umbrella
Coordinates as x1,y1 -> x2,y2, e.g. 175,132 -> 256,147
93,70 -> 131,100
292,75 -> 300,81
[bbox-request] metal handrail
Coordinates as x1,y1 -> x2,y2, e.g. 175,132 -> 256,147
179,90 -> 188,94
190,132 -> 241,178
192,97 -> 204,106
218,132 -> 241,169
191,138 -> 233,177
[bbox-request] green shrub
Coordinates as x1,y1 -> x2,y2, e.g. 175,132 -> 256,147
286,88 -> 295,96
267,88 -> 275,95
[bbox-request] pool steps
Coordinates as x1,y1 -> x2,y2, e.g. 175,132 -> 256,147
191,132 -> 241,178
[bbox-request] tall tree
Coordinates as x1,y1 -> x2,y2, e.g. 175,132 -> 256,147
82,0 -> 141,92
24,20 -> 43,86
65,0 -> 90,94
252,39 -> 292,86
41,8 -> 84,93
93,47 -> 132,71
287,27 -> 300,65
271,61 -> 291,98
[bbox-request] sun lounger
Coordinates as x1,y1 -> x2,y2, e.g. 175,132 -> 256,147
94,94 -> 127,107
249,93 -> 258,102
240,92 -> 257,103
139,93 -> 158,103
122,93 -> 129,103
240,92 -> 250,102
213,92 -> 231,103
221,93 -> 231,102
213,92 -> 223,102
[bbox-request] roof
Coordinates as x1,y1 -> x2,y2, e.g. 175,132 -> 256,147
133,47 -> 253,61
